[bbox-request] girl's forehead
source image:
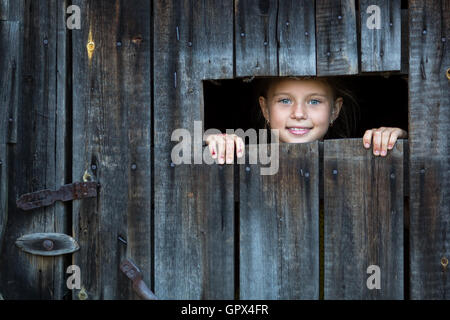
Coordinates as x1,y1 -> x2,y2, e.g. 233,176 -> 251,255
268,78 -> 332,96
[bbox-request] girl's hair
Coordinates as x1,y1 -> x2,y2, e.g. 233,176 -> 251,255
253,76 -> 360,139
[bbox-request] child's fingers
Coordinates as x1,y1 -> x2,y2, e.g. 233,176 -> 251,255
363,130 -> 373,148
234,135 -> 244,158
372,128 -> 384,156
380,129 -> 392,156
216,135 -> 226,164
225,135 -> 235,164
387,130 -> 400,150
208,137 -> 217,159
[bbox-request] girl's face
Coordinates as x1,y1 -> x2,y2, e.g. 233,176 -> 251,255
259,79 -> 343,143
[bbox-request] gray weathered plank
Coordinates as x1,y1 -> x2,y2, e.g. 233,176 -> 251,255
240,143 -> 319,299
235,0 -> 278,77
324,139 -> 404,299
316,0 -> 359,75
0,0 -> 67,299
0,0 -> 8,20
278,0 -> 316,76
72,0 -> 152,300
408,0 -> 450,300
154,0 -> 235,299
360,0 -> 401,72
0,20 -> 21,257
400,9 -> 409,74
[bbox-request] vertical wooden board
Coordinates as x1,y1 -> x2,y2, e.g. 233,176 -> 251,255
408,0 -> 450,299
400,9 -> 409,74
0,0 -> 7,20
278,0 -> 316,76
316,0 -> 359,75
240,143 -> 319,299
154,0 -> 235,299
0,0 -> 67,299
360,0 -> 401,72
324,139 -> 404,299
0,21 -> 21,256
72,0 -> 152,300
235,0 -> 278,77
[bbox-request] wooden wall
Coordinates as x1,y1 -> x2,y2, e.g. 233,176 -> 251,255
0,0 -> 448,300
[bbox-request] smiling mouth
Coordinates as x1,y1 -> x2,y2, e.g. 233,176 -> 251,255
286,127 -> 312,136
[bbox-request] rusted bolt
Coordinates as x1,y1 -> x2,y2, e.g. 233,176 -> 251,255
78,287 -> 88,300
446,68 -> 450,80
43,239 -> 54,251
441,257 -> 448,268
87,41 -> 95,52
132,36 -> 143,44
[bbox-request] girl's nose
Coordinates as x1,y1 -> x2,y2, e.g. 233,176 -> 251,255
291,103 -> 307,119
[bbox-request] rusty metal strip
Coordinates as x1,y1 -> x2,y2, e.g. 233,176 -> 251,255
120,258 -> 158,300
16,181 -> 98,211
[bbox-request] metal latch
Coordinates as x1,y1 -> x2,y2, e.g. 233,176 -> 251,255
16,182 -> 98,211
120,258 -> 158,300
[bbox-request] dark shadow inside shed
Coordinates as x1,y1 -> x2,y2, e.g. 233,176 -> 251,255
203,75 -> 408,142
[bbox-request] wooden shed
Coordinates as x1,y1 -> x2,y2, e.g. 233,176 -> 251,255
0,0 -> 448,300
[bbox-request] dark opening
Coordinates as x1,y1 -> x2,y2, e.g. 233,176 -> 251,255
203,75 -> 408,141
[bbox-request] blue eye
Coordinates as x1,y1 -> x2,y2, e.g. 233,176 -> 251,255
279,98 -> 291,104
309,99 -> 321,105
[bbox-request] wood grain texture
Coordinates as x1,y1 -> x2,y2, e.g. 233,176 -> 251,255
0,0 -> 8,20
400,9 -> 409,74
154,0 -> 234,299
235,0 -> 278,77
360,0 -> 401,72
72,0 -> 152,300
0,0 -> 67,300
324,139 -> 404,299
0,20 -> 21,256
278,0 -> 316,76
408,0 -> 450,299
240,143 -> 319,299
316,0 -> 359,75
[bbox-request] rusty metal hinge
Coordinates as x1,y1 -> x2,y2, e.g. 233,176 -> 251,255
16,182 -> 98,211
120,258 -> 158,300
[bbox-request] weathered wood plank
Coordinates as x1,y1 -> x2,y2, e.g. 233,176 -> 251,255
408,0 -> 450,299
324,139 -> 404,299
0,0 -> 8,20
0,20 -> 21,257
72,0 -> 152,300
360,0 -> 401,72
235,0 -> 278,77
240,143 -> 319,299
278,0 -> 316,76
316,0 -> 359,75
154,0 -> 235,299
400,9 -> 409,74
0,0 -> 67,300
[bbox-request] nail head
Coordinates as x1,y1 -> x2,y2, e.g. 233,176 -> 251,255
43,239 -> 54,251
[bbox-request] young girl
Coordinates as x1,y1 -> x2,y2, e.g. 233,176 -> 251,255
206,76 -> 407,164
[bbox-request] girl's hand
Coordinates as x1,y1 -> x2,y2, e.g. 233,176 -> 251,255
205,134 -> 245,164
363,127 -> 408,157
